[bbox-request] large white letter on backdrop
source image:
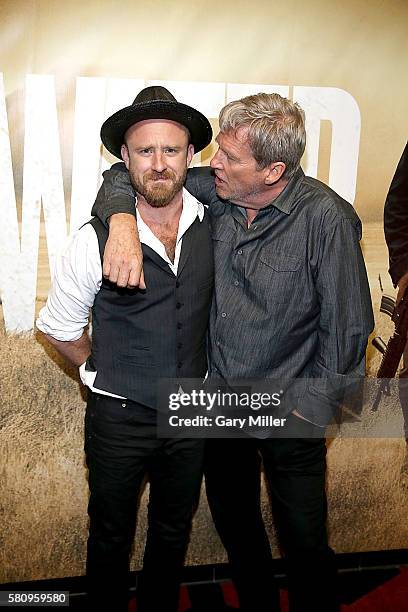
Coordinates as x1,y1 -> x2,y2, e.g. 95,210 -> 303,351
293,86 -> 361,203
0,74 -> 66,333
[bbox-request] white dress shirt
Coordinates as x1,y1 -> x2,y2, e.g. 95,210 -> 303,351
36,188 -> 205,397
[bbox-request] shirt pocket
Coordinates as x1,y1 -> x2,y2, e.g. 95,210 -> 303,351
257,248 -> 301,303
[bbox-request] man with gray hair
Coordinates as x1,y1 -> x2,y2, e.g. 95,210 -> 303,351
92,92 -> 373,612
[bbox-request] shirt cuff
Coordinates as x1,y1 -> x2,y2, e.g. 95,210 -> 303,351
293,362 -> 366,427
35,316 -> 84,342
102,196 -> 136,227
79,361 -> 97,388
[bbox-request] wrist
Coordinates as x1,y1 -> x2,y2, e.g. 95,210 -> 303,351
109,213 -> 137,229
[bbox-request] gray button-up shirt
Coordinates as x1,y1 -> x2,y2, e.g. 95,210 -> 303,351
93,164 -> 374,426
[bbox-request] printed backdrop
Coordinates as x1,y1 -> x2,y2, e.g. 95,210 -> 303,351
1,0 -> 407,583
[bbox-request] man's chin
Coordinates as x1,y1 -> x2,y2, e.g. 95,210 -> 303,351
215,183 -> 232,201
132,170 -> 186,207
144,185 -> 177,208
145,195 -> 172,208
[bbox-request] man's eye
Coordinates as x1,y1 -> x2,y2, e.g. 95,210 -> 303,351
219,149 -> 234,162
225,151 -> 237,162
165,148 -> 177,154
139,149 -> 152,155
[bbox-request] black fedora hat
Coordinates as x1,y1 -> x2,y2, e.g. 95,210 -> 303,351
100,85 -> 213,159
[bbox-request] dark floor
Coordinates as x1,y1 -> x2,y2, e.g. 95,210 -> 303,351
2,551 -> 408,611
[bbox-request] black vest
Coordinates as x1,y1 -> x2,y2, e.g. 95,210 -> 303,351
87,214 -> 214,408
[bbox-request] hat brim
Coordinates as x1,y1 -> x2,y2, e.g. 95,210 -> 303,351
100,100 -> 213,159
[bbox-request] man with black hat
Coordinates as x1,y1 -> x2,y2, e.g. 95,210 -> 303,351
36,86 -> 214,612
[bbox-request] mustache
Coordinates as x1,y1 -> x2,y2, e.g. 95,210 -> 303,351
144,170 -> 175,181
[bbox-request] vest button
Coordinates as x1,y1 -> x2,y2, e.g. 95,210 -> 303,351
176,281 -> 180,288
178,342 -> 183,349
177,322 -> 182,329
177,362 -> 183,369
176,302 -> 182,309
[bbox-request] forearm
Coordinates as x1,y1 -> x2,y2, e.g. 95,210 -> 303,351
90,164 -> 216,288
40,330 -> 91,367
105,213 -> 144,287
91,164 -> 147,288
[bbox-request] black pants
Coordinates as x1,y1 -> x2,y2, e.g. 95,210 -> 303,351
85,392 -> 204,612
204,414 -> 338,612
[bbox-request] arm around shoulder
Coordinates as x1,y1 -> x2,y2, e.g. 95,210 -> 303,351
91,162 -> 144,288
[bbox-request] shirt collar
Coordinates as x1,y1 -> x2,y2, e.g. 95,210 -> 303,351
233,168 -> 305,220
261,167 -> 305,215
135,187 -> 204,221
182,187 -> 205,221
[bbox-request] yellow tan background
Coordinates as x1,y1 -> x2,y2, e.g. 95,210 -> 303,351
2,0 -> 408,221
1,0 -> 408,583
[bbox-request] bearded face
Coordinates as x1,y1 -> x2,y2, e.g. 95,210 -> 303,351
121,119 -> 194,209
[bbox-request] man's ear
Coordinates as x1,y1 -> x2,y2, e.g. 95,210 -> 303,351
121,144 -> 130,169
265,162 -> 286,185
187,144 -> 195,166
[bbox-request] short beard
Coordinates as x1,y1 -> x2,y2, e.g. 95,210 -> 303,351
131,168 -> 187,208
215,181 -> 265,206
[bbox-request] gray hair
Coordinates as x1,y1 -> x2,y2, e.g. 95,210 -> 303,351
219,93 -> 306,179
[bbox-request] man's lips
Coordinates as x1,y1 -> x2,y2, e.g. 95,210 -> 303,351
214,174 -> 226,185
146,176 -> 172,184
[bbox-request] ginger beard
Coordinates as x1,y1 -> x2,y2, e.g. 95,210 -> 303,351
121,119 -> 193,208
131,167 -> 187,208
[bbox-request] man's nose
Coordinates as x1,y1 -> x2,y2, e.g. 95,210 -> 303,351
210,150 -> 222,169
152,151 -> 166,172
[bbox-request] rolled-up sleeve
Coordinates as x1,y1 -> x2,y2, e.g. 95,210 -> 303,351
36,226 -> 101,341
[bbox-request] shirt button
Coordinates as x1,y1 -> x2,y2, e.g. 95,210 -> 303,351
237,249 -> 243,255
121,402 -> 127,408
221,312 -> 227,318
234,280 -> 239,286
